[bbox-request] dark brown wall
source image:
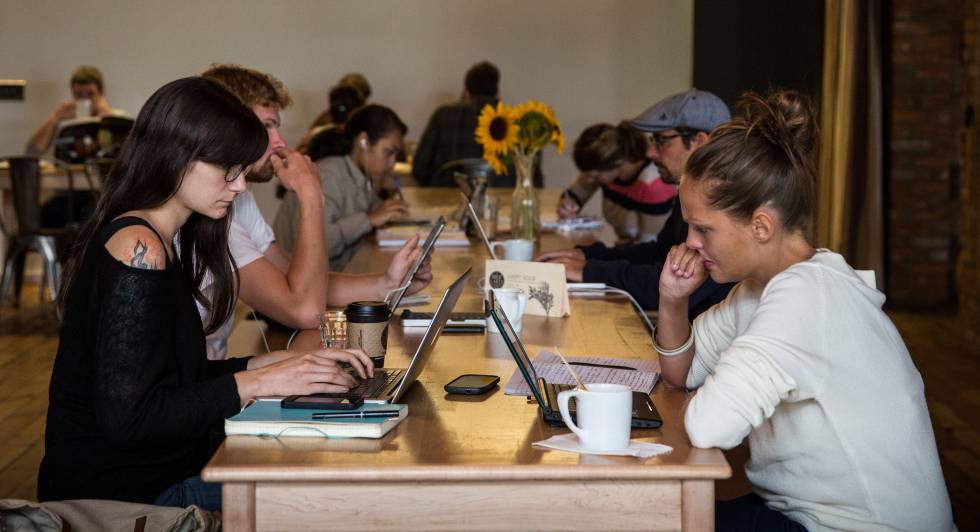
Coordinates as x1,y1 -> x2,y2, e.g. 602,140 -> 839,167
887,0 -> 964,307
960,0 -> 980,340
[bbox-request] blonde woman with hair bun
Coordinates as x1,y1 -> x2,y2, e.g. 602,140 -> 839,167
655,90 -> 954,531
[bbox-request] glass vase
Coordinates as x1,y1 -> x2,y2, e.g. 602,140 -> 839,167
510,154 -> 539,241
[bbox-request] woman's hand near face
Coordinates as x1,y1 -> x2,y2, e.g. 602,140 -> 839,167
235,348 -> 374,405
659,244 -> 708,303
368,199 -> 410,227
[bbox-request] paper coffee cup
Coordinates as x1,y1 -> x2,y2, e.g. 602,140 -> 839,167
345,301 -> 390,367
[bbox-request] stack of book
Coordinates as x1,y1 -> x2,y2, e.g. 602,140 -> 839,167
225,399 -> 407,439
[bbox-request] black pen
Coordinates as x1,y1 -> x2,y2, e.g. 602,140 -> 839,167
569,362 -> 637,371
312,410 -> 401,420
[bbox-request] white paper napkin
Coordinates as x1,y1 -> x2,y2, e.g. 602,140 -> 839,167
532,433 -> 672,458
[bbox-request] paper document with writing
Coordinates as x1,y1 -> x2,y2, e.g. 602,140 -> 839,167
505,351 -> 660,395
485,259 -> 570,317
225,399 -> 407,439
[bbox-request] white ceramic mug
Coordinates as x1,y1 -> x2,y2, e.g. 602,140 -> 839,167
491,239 -> 534,261
557,383 -> 632,451
487,287 -> 528,334
75,98 -> 92,119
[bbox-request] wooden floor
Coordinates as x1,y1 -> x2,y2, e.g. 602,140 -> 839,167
1,285 -> 977,529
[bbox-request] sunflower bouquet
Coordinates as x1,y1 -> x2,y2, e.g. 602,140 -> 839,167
475,100 -> 564,175
475,100 -> 564,240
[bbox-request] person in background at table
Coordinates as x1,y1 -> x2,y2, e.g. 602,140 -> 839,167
201,64 -> 431,360
295,83 -> 365,157
27,66 -> 128,228
558,122 -> 676,244
657,90 -> 954,532
38,77 -> 375,510
274,104 -> 410,271
537,89 -> 732,321
25,66 -> 124,156
412,61 -> 500,186
339,72 -> 371,103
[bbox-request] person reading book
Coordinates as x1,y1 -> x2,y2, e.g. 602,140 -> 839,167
38,77 -> 375,512
656,90 -> 954,531
274,104 -> 411,271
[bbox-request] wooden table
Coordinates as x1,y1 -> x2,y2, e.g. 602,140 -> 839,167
203,188 -> 730,531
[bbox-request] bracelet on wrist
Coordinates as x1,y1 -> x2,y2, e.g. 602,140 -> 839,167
653,326 -> 694,357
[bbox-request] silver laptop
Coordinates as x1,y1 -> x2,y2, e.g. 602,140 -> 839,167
353,267 -> 471,403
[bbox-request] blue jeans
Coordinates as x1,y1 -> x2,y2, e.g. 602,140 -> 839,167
153,476 -> 222,512
716,494 -> 808,532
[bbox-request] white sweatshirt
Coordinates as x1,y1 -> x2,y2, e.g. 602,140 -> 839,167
685,251 -> 954,532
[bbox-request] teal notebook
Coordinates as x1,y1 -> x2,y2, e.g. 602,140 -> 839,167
225,399 -> 408,439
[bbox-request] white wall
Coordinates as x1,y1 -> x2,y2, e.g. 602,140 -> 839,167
0,0 -> 692,219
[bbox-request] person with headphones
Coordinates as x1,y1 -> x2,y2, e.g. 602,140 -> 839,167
274,104 -> 410,271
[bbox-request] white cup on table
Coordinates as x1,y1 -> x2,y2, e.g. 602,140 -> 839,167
487,287 -> 528,334
557,383 -> 632,451
491,239 -> 534,261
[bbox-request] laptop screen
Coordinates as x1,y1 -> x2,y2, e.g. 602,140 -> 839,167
389,267 -> 471,403
386,215 -> 446,312
489,298 -> 548,407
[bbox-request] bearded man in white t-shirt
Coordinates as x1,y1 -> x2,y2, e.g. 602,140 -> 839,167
199,64 -> 432,358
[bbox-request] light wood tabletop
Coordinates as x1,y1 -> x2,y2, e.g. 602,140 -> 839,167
203,187 -> 730,531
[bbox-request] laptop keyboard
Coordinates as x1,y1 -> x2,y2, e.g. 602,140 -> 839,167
347,369 -> 403,399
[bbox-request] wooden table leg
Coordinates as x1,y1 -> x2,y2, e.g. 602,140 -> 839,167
222,482 -> 255,532
682,479 -> 715,531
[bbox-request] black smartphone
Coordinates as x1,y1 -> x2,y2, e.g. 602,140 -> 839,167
444,374 -> 500,395
281,394 -> 364,410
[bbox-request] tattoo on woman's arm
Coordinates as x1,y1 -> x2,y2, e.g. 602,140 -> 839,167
130,240 -> 157,269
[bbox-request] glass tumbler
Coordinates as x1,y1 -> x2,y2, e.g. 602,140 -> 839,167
318,311 -> 348,349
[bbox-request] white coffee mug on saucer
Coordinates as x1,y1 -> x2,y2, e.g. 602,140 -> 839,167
487,287 -> 528,334
492,239 -> 534,261
557,383 -> 632,451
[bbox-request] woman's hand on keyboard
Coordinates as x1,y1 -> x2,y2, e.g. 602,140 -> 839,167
235,348 -> 375,405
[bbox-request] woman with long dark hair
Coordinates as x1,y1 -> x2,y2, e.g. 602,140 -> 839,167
656,90 -> 953,531
38,77 -> 372,510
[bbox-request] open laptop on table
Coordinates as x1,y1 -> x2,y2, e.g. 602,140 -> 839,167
342,267 -> 471,404
489,299 -> 662,428
396,205 -> 486,328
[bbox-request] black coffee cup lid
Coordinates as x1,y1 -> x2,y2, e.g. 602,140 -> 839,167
345,301 -> 390,322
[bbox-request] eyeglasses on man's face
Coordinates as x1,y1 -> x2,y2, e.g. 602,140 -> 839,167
650,131 -> 687,149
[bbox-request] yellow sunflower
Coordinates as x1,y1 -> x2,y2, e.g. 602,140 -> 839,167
515,100 -> 557,124
476,102 -> 519,155
513,100 -> 562,152
483,148 -> 507,175
551,122 -> 566,154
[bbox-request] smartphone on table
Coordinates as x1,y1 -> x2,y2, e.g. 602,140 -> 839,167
444,374 -> 500,395
281,394 -> 364,410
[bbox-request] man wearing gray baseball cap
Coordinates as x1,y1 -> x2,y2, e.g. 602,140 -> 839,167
537,88 -> 733,321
